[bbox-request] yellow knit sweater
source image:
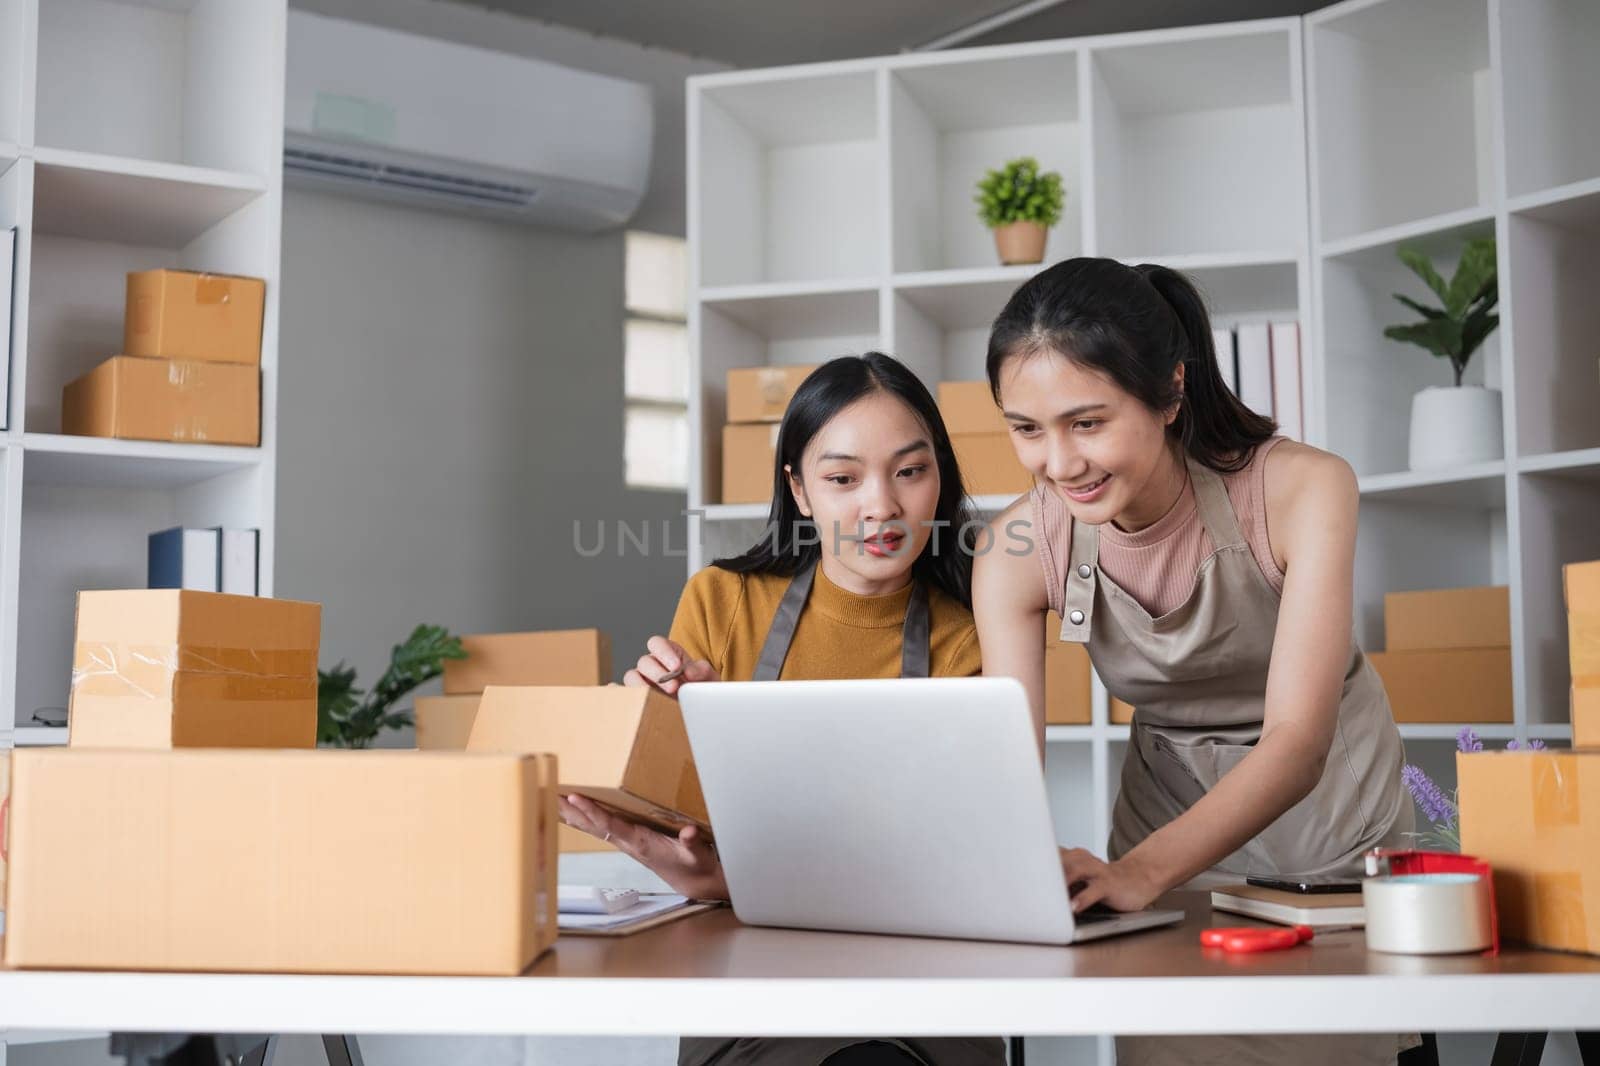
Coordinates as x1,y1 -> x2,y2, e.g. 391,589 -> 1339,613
667,563 -> 981,681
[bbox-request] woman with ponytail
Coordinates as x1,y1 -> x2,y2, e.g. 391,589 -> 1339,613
973,259 -> 1412,1064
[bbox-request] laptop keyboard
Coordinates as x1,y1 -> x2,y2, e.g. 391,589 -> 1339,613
1076,903 -> 1120,924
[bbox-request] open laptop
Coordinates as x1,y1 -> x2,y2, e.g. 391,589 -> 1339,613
677,676 -> 1185,945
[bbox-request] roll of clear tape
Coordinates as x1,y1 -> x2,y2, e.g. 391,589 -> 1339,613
1363,873 -> 1494,955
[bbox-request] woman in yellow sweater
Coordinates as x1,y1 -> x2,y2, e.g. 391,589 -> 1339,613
562,353 -> 1003,1066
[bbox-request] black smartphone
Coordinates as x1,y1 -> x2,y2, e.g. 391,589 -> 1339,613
1246,875 -> 1361,894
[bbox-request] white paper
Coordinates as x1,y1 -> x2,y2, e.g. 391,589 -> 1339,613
1270,322 -> 1303,441
1211,326 -> 1237,395
557,893 -> 690,931
1235,323 -> 1274,421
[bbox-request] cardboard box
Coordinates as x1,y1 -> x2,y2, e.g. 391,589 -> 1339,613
722,422 -> 779,504
1575,683 -> 1600,751
443,629 -> 612,695
62,356 -> 260,446
1043,611 -> 1090,725
726,365 -> 816,424
468,684 -> 708,835
3,748 -> 559,975
68,590 -> 320,749
1110,698 -> 1135,725
1368,647 -> 1513,723
124,269 -> 266,366
416,692 -> 612,853
1384,586 -> 1510,651
1459,749 -> 1600,956
951,432 -> 1032,496
938,381 -> 1006,436
0,750 -> 9,918
1567,560 -> 1600,684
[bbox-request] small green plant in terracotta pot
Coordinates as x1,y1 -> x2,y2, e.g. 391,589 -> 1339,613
974,156 -> 1065,266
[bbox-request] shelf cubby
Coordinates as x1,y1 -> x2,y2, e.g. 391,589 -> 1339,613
1044,740 -> 1097,852
697,71 -> 881,289
888,49 -> 1081,276
1499,0 -> 1600,201
1307,0 -> 1493,244
1515,466 -> 1600,728
0,0 -> 25,149
1505,185 -> 1600,458
890,273 -> 1023,386
34,0 -> 279,178
1089,26 -> 1302,260
1319,213 -> 1500,478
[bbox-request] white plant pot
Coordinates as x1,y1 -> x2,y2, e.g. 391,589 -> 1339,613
1408,386 -> 1504,471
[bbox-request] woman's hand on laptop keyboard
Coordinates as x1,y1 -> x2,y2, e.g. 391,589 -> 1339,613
625,635 -> 719,697
560,793 -> 730,902
1059,846 -> 1161,914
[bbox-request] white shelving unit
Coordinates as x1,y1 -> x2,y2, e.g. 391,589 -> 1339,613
0,0 -> 286,749
689,2 -> 1596,989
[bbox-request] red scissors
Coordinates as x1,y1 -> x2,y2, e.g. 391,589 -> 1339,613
1200,924 -> 1314,953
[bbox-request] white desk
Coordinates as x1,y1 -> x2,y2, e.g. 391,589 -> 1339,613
1,898 -> 1597,1048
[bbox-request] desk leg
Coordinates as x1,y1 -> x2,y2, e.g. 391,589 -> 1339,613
1006,1036 -> 1024,1065
321,1036 -> 365,1066
1575,1032 -> 1600,1066
1490,1033 -> 1547,1066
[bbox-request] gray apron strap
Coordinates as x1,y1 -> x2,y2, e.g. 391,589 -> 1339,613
1187,458 -> 1247,549
1057,516 -> 1099,643
752,561 -> 931,681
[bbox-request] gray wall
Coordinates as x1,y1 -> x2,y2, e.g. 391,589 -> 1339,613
275,0 -> 724,700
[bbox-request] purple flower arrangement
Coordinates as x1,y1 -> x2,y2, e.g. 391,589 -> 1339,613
1402,727 -> 1545,851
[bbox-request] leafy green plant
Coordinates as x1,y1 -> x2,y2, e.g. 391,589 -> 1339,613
974,157 -> 1065,229
317,624 -> 467,748
1384,237 -> 1499,387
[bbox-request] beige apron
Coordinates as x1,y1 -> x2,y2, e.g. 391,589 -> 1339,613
1057,458 -> 1413,1065
680,562 -> 1006,1066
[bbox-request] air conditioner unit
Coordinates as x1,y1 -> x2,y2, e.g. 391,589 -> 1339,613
285,11 -> 652,230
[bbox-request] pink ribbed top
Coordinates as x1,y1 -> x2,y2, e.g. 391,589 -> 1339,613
1032,438 -> 1288,619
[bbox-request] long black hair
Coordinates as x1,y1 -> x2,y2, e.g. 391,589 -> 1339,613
714,353 -> 980,608
985,257 -> 1275,473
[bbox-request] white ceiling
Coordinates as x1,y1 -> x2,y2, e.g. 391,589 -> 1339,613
437,0 -> 1335,68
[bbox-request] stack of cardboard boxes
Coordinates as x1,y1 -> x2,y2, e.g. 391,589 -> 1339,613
2,591 -> 561,976
1460,559 -> 1600,956
721,365 -> 815,504
62,269 -> 265,446
1368,586 -> 1512,722
938,382 -> 1031,497
415,628 -> 620,853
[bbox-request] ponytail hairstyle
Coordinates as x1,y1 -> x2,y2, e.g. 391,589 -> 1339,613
714,353 -> 980,608
984,257 -> 1275,473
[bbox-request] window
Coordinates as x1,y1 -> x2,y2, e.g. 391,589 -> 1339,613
624,231 -> 690,490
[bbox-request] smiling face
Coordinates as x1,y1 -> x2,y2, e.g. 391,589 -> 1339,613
785,390 -> 943,596
998,349 -> 1185,531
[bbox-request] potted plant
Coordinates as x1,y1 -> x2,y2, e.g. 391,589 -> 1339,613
1384,237 -> 1502,471
974,156 -> 1065,266
317,623 -> 466,748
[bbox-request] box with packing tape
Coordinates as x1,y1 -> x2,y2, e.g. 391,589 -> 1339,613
124,268 -> 266,366
1367,647 -> 1513,723
722,423 -> 779,504
468,684 -> 708,836
68,589 -> 320,749
1567,560 -> 1600,748
1044,611 -> 1091,725
443,629 -> 612,694
1459,749 -> 1600,956
3,748 -> 559,975
726,365 -> 817,424
62,355 -> 260,446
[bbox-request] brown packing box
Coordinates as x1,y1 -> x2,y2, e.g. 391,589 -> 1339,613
722,422 -> 778,504
726,365 -> 817,424
1384,586 -> 1510,651
1576,684 -> 1600,751
69,590 -> 321,749
1110,698 -> 1135,725
937,381 -> 1007,436
0,750 -> 9,917
1459,750 -> 1600,956
124,269 -> 266,366
1566,560 -> 1600,685
443,629 -> 612,695
416,692 -> 612,854
1367,647 -> 1512,723
62,356 -> 260,446
3,748 -> 559,974
1043,611 -> 1090,725
951,433 -> 1032,496
468,684 -> 708,835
